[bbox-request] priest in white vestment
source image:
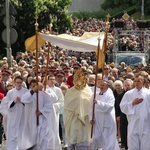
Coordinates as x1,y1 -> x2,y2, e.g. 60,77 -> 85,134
120,75 -> 150,150
90,80 -> 119,150
5,76 -> 28,150
20,79 -> 58,150
64,69 -> 92,150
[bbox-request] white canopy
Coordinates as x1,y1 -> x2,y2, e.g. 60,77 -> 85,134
40,32 -> 105,52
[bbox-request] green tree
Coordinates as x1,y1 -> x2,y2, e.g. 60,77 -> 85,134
101,0 -> 150,20
0,0 -> 72,57
101,0 -> 150,15
143,0 -> 150,15
101,0 -> 138,10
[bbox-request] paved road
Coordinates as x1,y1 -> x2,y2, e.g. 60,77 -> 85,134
1,141 -> 125,150
1,140 -> 6,150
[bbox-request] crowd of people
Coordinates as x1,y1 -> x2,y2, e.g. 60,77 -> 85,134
0,17 -> 149,150
118,34 -> 143,51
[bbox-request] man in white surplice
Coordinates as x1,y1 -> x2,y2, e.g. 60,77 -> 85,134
5,76 -> 28,150
46,74 -> 64,150
90,80 -> 119,150
20,79 -> 58,150
120,75 -> 150,150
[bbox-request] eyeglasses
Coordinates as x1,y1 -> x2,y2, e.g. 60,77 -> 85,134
2,74 -> 9,76
104,68 -> 109,70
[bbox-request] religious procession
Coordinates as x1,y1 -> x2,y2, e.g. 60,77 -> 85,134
0,1 -> 150,150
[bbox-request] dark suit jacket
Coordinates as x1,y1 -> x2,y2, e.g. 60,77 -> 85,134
120,90 -> 128,125
113,89 -> 124,117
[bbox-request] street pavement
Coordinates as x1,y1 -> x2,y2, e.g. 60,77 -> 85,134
0,141 -> 125,150
1,140 -> 6,150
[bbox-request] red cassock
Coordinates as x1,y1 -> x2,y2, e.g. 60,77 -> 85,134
0,83 -> 6,96
0,84 -> 5,123
67,75 -> 74,88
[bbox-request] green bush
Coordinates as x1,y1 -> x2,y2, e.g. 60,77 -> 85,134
72,11 -> 107,20
110,5 -> 138,20
71,5 -> 138,21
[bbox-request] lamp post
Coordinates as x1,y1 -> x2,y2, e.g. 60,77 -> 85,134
141,0 -> 144,20
6,0 -> 12,67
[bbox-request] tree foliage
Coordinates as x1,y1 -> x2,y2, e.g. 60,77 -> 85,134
101,0 -> 137,10
0,0 -> 72,57
101,0 -> 150,18
144,0 -> 150,15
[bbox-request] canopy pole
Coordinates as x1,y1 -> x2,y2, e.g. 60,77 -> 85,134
44,19 -> 53,91
44,42 -> 51,91
102,19 -> 109,79
35,15 -> 39,126
91,14 -> 110,138
91,37 -> 101,138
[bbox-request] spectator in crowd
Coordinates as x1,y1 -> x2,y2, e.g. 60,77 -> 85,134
0,70 -> 11,96
103,65 -> 111,81
111,68 -> 119,79
60,85 -> 68,96
67,63 -> 81,88
120,79 -> 133,150
63,67 -> 72,82
88,74 -> 95,87
113,80 -> 124,144
55,71 -> 69,88
144,78 -> 150,89
0,93 -> 4,147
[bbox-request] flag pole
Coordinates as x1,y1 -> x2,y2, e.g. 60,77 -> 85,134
35,14 -> 39,126
91,37 -> 101,138
44,21 -> 53,91
44,42 -> 50,91
102,14 -> 110,79
91,14 -> 110,137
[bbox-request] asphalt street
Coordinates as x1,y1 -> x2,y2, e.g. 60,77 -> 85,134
0,141 -> 125,150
